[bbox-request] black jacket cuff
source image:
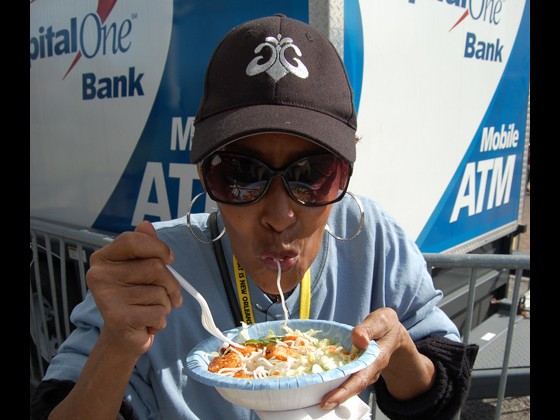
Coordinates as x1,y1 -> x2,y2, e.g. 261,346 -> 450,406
375,335 -> 479,420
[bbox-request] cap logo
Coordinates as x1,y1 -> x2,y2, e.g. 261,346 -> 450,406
246,34 -> 309,82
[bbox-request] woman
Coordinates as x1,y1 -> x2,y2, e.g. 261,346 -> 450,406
31,14 -> 477,420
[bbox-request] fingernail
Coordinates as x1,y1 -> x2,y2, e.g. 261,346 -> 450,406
322,401 -> 337,410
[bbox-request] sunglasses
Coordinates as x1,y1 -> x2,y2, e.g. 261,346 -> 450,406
200,152 -> 352,206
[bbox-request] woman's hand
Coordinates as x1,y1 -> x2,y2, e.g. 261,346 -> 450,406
86,220 -> 183,358
320,307 -> 435,409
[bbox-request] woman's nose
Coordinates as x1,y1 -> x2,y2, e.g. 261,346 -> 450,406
259,177 -> 296,232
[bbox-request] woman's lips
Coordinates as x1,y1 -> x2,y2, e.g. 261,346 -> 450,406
261,255 -> 297,271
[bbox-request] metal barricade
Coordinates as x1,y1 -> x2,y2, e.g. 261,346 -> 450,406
29,218 -> 113,388
30,218 -> 529,419
424,253 -> 530,420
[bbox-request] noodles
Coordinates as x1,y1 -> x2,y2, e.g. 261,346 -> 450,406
275,258 -> 289,325
207,262 -> 364,380
207,325 -> 361,379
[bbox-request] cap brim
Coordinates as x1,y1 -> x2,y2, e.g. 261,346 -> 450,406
191,104 -> 356,163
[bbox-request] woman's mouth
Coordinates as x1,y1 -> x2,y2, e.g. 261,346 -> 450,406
261,255 -> 297,271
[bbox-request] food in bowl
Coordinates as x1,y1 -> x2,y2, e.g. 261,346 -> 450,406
207,324 -> 362,379
186,319 -> 380,411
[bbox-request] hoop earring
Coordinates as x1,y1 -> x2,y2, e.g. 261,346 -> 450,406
186,192 -> 226,243
325,191 -> 365,241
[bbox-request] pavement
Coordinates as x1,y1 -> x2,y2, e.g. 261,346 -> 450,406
459,191 -> 530,419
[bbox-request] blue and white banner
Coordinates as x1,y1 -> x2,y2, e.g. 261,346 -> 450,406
30,0 -> 308,233
30,0 -> 530,253
347,0 -> 530,252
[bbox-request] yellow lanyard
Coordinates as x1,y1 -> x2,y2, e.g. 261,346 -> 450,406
233,256 -> 310,324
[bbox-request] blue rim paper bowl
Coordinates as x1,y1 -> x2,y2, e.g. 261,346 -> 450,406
186,319 -> 380,411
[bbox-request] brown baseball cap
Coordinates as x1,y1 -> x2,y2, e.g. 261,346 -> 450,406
190,14 -> 357,163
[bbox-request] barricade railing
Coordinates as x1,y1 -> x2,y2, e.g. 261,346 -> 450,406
423,252 -> 530,420
30,218 -> 530,419
30,218 -> 114,388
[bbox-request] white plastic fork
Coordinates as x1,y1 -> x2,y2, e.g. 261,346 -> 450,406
167,265 -> 243,348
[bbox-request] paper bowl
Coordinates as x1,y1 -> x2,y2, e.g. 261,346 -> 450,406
185,319 -> 380,411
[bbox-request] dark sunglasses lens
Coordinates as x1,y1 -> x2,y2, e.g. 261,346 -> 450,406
286,155 -> 350,205
203,154 -> 268,204
203,153 -> 351,205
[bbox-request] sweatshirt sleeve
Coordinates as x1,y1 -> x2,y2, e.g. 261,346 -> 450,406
30,379 -> 138,420
375,335 -> 479,420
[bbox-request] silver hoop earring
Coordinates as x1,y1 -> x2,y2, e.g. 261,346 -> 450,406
186,192 -> 226,243
325,191 -> 365,241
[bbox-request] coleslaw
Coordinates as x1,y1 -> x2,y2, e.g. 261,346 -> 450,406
207,324 -> 362,379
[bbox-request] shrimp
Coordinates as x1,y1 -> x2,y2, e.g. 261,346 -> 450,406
208,351 -> 242,373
